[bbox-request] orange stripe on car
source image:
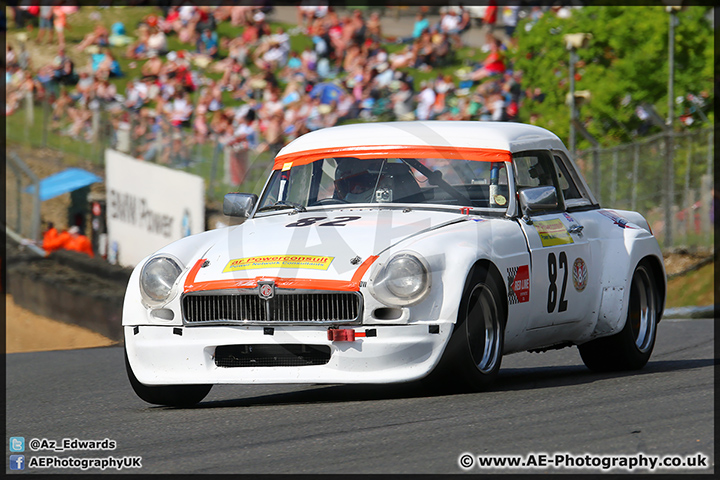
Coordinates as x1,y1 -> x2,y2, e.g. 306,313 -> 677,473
183,255 -> 379,293
273,145 -> 512,170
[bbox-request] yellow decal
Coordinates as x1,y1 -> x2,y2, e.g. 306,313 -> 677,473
534,219 -> 574,247
282,162 -> 293,171
223,255 -> 334,272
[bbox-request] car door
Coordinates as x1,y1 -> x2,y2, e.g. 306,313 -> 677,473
514,151 -> 591,330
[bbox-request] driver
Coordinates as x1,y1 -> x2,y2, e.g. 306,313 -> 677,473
333,158 -> 385,203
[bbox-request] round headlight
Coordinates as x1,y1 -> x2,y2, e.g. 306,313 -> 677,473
371,253 -> 430,306
386,255 -> 428,298
140,256 -> 184,304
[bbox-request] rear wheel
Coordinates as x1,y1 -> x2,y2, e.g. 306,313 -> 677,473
429,266 -> 505,391
125,348 -> 212,407
579,261 -> 659,372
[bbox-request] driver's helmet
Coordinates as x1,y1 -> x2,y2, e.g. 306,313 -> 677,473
334,158 -> 384,203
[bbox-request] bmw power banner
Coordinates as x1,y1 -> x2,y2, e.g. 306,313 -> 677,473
105,149 -> 205,267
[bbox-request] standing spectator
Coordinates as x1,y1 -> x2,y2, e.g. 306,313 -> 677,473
366,11 -> 382,43
484,0 -> 498,33
52,1 -> 68,50
502,2 -> 520,38
36,4 -> 54,44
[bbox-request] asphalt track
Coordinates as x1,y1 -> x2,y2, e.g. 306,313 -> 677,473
6,317 -> 714,474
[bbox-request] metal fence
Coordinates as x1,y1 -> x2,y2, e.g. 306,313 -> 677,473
5,88 -> 275,203
7,91 -> 713,249
6,152 -> 42,243
576,128 -> 714,249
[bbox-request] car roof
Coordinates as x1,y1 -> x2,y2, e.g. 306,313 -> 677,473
277,121 -> 568,158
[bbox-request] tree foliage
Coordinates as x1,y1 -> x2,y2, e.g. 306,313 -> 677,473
511,6 -> 714,150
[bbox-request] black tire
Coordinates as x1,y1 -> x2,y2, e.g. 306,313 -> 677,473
579,261 -> 659,372
125,348 -> 212,407
428,266 -> 505,391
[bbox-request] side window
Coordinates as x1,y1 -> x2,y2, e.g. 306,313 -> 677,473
553,156 -> 582,200
513,151 -> 563,212
552,152 -> 593,208
513,152 -> 559,190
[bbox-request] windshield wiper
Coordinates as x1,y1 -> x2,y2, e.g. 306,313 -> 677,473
256,201 -> 307,213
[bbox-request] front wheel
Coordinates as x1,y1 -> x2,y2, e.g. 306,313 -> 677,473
579,261 -> 659,372
428,266 -> 505,391
125,348 -> 212,407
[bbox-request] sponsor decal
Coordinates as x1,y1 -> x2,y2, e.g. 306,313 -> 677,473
494,194 -> 507,206
598,209 -> 636,229
223,254 -> 334,272
572,257 -> 588,292
507,265 -> 530,304
563,212 -> 575,223
534,219 -> 574,247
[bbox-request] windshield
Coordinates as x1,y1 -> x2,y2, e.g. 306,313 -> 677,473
257,157 -> 509,212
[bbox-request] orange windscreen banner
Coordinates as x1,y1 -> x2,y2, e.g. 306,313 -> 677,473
272,145 -> 512,170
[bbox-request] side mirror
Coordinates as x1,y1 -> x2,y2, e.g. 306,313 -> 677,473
223,193 -> 257,218
518,186 -> 558,217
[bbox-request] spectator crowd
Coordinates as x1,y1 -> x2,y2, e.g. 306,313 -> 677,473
7,3 -> 567,187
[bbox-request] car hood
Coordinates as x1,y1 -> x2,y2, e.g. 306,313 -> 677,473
188,208 -> 469,287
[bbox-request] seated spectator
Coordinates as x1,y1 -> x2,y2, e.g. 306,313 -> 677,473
141,52 -> 163,80
391,80 -> 415,121
168,90 -> 193,127
73,70 -> 94,99
51,90 -> 72,130
196,27 -> 218,58
399,12 -> 429,44
125,24 -> 149,59
254,37 -> 287,71
109,22 -> 133,47
52,55 -> 77,85
390,45 -> 416,70
92,48 -> 123,78
96,78 -> 117,103
74,24 -> 109,52
146,26 -> 168,56
467,39 -> 505,81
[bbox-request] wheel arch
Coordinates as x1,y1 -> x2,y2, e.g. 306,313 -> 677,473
639,254 -> 666,322
456,259 -> 508,328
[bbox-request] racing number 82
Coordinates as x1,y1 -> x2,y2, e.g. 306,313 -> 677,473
547,251 -> 568,313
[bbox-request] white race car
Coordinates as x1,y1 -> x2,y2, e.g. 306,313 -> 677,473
123,121 -> 666,406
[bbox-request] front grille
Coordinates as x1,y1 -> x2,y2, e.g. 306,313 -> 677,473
215,344 -> 331,367
182,290 -> 361,325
